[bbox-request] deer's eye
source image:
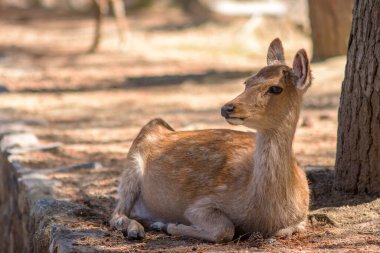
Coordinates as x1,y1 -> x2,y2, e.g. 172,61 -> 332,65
268,86 -> 283,95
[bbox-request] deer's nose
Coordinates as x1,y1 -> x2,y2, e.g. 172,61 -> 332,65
221,104 -> 235,118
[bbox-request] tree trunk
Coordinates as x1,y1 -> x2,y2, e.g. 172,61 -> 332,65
335,0 -> 380,195
308,0 -> 354,61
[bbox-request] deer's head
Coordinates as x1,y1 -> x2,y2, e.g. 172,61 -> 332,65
221,38 -> 312,131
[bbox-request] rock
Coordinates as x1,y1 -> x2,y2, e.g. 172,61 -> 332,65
308,213 -> 339,227
1,133 -> 39,152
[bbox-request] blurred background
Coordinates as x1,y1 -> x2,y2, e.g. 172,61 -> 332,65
0,0 -> 353,167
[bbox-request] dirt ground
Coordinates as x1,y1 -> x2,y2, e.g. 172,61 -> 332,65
0,6 -> 379,252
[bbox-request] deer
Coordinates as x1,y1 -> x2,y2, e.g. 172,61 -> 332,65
89,0 -> 127,52
110,38 -> 311,242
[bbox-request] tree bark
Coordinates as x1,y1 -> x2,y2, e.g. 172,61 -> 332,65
335,0 -> 380,195
308,0 -> 354,61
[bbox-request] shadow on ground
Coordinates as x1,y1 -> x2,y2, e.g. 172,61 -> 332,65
10,69 -> 254,93
307,167 -> 379,210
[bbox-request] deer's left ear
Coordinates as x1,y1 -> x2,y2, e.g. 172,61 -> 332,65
267,38 -> 286,65
292,49 -> 312,92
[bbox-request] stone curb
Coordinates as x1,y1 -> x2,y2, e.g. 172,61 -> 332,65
0,124 -> 107,253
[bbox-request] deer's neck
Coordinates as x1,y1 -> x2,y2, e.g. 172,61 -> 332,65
251,117 -> 298,195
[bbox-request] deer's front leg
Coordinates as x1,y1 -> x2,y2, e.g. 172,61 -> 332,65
275,220 -> 307,238
151,205 -> 235,243
110,166 -> 145,239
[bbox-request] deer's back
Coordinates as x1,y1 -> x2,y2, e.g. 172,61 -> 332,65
133,128 -> 256,222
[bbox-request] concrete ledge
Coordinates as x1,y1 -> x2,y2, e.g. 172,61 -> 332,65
0,125 -> 107,253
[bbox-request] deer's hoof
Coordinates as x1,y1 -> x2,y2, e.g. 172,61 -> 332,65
123,229 -> 145,240
150,222 -> 168,234
122,220 -> 145,240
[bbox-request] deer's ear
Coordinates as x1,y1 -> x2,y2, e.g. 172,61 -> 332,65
292,49 -> 311,92
267,38 -> 285,65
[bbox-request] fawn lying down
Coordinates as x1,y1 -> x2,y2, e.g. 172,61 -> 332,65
110,38 -> 311,242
